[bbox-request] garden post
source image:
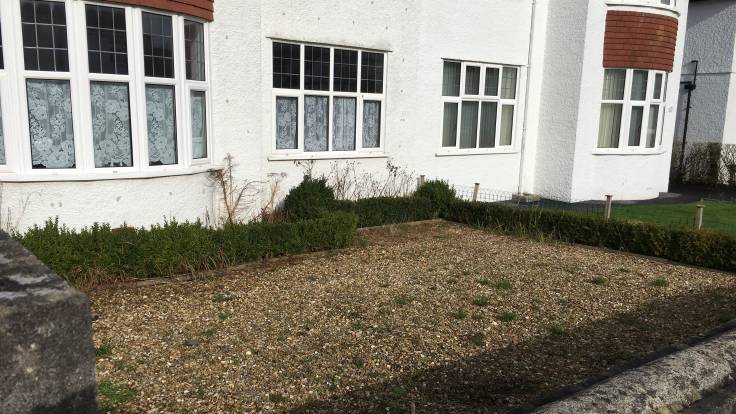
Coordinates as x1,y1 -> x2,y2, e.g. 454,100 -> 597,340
473,183 -> 480,202
604,195 -> 613,221
696,205 -> 704,230
419,175 -> 426,186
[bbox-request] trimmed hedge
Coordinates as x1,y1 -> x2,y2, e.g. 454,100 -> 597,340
19,212 -> 357,285
444,200 -> 736,273
334,197 -> 437,228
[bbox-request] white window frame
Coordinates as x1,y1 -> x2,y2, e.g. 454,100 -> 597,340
271,41 -> 387,158
0,0 -> 212,181
439,60 -> 519,155
597,68 -> 667,153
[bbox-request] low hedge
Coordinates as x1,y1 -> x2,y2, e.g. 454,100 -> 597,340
19,212 -> 358,285
334,196 -> 437,228
444,200 -> 736,273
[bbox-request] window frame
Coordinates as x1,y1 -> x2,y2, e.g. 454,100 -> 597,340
271,40 -> 387,158
597,68 -> 667,153
439,60 -> 520,155
0,0 -> 212,180
0,4 -> 10,172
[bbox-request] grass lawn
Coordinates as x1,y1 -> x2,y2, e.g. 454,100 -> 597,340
90,221 -> 736,413
613,200 -> 736,236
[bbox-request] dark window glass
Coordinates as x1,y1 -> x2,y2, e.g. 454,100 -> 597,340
273,42 -> 300,89
361,52 -> 384,94
333,49 -> 357,92
184,20 -> 205,81
304,46 -> 329,91
86,5 -> 127,75
21,0 -> 69,71
142,12 -> 174,78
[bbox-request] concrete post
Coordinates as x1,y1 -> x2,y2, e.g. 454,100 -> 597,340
696,205 -> 705,230
604,195 -> 613,221
472,183 -> 480,202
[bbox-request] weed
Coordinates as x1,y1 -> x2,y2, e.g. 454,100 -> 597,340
547,324 -> 566,336
471,314 -> 483,321
472,296 -> 491,307
269,393 -> 287,404
452,308 -> 468,320
202,328 -> 216,337
218,312 -> 231,321
98,382 -> 135,411
591,276 -> 608,286
653,279 -> 669,288
394,295 -> 413,306
478,279 -> 492,286
212,293 -> 232,303
95,344 -> 113,358
495,280 -> 512,290
498,311 -> 518,322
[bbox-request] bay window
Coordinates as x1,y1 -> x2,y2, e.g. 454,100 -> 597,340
441,60 -> 519,151
597,68 -> 666,150
272,41 -> 386,155
0,0 -> 211,178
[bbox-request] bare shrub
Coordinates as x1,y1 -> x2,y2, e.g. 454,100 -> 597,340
324,160 -> 416,200
208,154 -> 262,225
0,183 -> 38,234
674,141 -> 736,187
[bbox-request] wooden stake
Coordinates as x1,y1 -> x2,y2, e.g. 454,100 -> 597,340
604,195 -> 613,221
696,205 -> 704,230
472,183 -> 480,202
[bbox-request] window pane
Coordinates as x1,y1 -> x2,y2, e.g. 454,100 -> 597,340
146,85 -> 177,165
142,12 -> 174,78
21,0 -> 69,72
361,52 -> 384,94
0,20 -> 4,69
500,105 -> 514,146
442,61 -> 460,97
479,102 -> 497,148
459,101 -> 479,148
191,90 -> 207,159
484,67 -> 499,96
442,102 -> 458,147
631,70 -> 648,101
86,5 -> 127,75
628,106 -> 644,146
333,97 -> 356,150
501,67 -> 518,99
598,103 -> 622,148
91,82 -> 132,167
602,69 -> 626,100
304,46 -> 330,91
275,96 -> 297,149
273,42 -> 300,89
27,79 -> 75,169
184,20 -> 205,81
363,100 -> 381,148
646,105 -> 660,148
333,49 -> 358,92
304,95 -> 328,152
0,96 -> 4,165
464,66 -> 480,95
653,73 -> 663,100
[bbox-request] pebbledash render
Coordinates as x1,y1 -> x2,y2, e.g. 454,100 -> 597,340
0,0 -> 687,231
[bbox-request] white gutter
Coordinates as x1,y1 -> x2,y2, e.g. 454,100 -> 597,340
517,0 -> 538,195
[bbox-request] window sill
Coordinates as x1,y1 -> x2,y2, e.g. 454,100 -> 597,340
0,164 -> 220,183
605,1 -> 680,16
591,148 -> 667,156
435,148 -> 518,157
267,152 -> 388,161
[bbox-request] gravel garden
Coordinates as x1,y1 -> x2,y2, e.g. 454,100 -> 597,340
91,220 -> 736,413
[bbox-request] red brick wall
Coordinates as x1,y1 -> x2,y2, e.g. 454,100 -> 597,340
105,0 -> 214,21
603,11 -> 678,72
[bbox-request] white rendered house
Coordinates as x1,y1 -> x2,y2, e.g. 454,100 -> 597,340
0,0 -> 688,231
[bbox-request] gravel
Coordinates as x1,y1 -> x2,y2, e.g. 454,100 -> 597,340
91,221 -> 736,413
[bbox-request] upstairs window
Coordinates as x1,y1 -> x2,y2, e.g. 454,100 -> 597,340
598,68 -> 666,150
272,41 -> 386,154
441,60 -> 518,150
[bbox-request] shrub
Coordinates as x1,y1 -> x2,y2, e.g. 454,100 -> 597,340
18,212 -> 357,286
334,196 -> 436,228
415,180 -> 456,214
444,200 -> 736,273
282,176 -> 336,221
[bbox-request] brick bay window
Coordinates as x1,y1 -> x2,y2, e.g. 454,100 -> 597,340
0,0 -> 211,178
272,41 -> 386,157
597,68 -> 666,151
440,60 -> 519,153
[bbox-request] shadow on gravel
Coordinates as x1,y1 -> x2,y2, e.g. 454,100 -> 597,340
291,286 -> 736,414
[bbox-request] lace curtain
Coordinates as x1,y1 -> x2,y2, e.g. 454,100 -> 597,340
0,97 -> 4,165
362,101 -> 381,148
304,96 -> 328,152
333,97 -> 355,151
27,79 -> 76,169
91,82 -> 133,167
146,85 -> 177,165
602,69 -> 626,100
191,91 -> 207,158
276,97 -> 297,150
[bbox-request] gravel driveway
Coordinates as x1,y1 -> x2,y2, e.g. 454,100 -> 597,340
91,220 -> 736,413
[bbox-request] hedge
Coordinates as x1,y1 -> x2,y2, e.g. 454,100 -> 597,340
19,212 -> 358,285
334,196 -> 437,228
444,200 -> 736,273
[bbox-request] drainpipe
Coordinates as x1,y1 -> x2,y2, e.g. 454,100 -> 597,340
517,0 -> 538,196
678,60 -> 699,182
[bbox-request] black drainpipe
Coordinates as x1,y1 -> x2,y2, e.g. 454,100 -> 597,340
678,59 -> 699,182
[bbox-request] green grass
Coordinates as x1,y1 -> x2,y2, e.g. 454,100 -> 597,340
652,279 -> 669,288
472,296 -> 491,307
451,308 -> 468,320
494,280 -> 512,290
591,276 -> 608,286
614,200 -> 736,236
95,344 -> 113,358
497,311 -> 518,322
98,382 -> 135,411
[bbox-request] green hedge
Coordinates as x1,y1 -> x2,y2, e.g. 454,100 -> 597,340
444,200 -> 736,272
19,212 -> 357,285
334,196 -> 437,228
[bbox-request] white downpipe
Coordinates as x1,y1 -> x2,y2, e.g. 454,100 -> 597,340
517,0 -> 538,195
